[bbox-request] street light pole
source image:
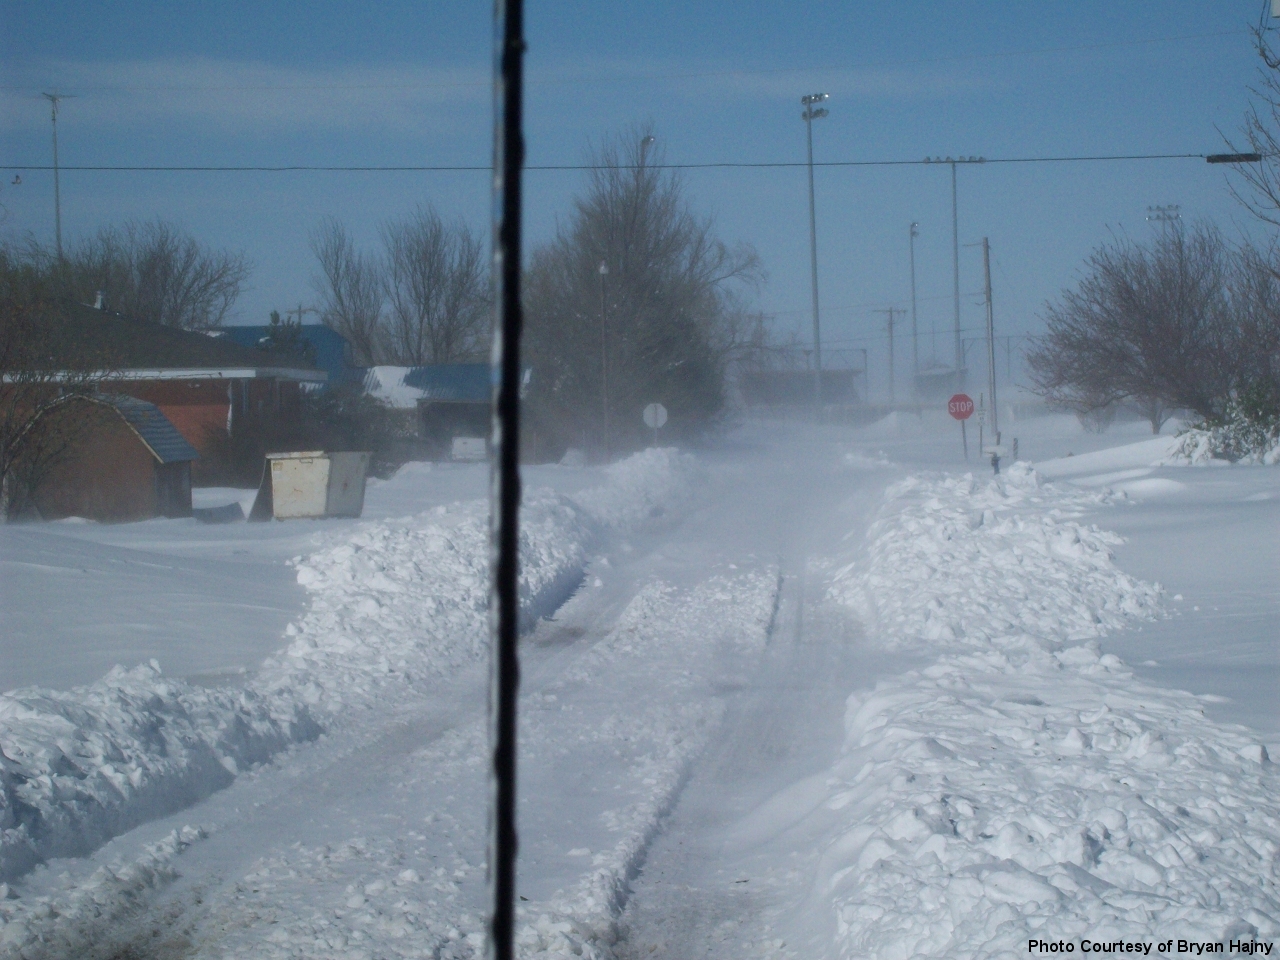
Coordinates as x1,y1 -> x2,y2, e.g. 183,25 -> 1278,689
909,222 -> 919,398
802,93 -> 829,411
598,260 -> 610,462
41,92 -> 72,261
982,237 -> 998,440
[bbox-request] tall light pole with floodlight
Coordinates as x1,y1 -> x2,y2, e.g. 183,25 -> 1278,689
41,92 -> 74,261
802,93 -> 828,409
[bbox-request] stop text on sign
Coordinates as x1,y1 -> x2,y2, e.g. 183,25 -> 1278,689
948,394 -> 974,420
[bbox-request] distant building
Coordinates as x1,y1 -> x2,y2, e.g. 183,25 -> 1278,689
215,324 -> 361,389
364,364 -> 491,459
30,395 -> 198,522
41,303 -> 327,482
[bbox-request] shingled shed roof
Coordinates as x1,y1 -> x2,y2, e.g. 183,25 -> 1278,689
96,394 -> 200,463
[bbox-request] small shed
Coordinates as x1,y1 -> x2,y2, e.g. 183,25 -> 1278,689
31,395 -> 198,522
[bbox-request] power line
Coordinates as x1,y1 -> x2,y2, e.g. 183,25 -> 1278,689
0,151 -> 1228,174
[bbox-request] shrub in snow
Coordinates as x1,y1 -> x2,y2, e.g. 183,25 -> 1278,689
1170,382 -> 1280,465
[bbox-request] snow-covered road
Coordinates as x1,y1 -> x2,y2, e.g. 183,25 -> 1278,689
1,414 -> 1277,959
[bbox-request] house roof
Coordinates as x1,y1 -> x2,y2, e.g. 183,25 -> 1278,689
26,303 -> 326,382
216,324 -> 358,386
364,364 -> 491,408
96,395 -> 200,464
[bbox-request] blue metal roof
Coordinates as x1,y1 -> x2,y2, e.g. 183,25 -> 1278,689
100,395 -> 200,463
402,364 -> 492,403
217,324 -> 357,387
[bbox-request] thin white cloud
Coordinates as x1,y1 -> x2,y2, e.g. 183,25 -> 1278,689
2,57 -> 491,136
521,54 -> 994,103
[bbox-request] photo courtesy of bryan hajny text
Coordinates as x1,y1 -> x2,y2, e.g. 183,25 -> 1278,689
1030,940 -> 1274,955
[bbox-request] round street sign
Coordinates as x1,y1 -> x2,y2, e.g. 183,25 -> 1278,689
643,402 -> 668,429
948,394 -> 975,420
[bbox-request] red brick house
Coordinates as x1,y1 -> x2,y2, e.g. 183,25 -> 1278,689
52,303 -> 326,482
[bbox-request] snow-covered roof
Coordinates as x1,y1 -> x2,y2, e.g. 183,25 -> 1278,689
363,364 -> 490,408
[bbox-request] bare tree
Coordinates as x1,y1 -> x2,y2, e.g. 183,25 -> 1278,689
523,126 -> 763,454
381,206 -> 489,365
66,220 -> 250,330
1225,240 -> 1280,398
1027,223 -> 1233,433
1225,19 -> 1280,227
0,247 -> 115,519
311,217 -> 385,366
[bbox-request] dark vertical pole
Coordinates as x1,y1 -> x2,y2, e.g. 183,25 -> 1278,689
982,238 -> 998,440
805,112 -> 822,410
488,0 -> 524,956
951,161 -> 962,386
909,223 -> 919,395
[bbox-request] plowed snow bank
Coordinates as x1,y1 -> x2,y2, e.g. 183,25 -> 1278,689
820,464 -> 1279,956
0,450 -> 696,895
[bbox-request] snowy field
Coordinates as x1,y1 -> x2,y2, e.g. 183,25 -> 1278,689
0,412 -> 1276,959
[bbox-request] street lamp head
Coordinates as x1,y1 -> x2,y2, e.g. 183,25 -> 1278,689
910,222 -> 919,237
801,93 -> 828,105
598,261 -> 609,275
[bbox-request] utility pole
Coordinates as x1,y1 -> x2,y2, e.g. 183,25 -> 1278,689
42,92 -> 74,260
801,93 -> 829,411
909,222 -> 919,398
982,237 -> 998,440
874,307 -> 904,406
923,156 -> 984,388
950,162 -> 961,383
598,260 -> 610,461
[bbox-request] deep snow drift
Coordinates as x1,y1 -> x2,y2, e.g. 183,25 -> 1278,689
0,416 -> 1276,960
0,450 -> 696,901
814,464 -> 1279,957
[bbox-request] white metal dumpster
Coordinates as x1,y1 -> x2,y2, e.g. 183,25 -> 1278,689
259,451 -> 370,520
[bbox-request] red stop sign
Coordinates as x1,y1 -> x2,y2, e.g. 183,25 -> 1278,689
948,394 -> 974,420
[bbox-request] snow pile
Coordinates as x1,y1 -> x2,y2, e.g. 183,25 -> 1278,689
0,664 -> 314,885
569,448 -> 698,532
817,464 -> 1280,956
823,646 -> 1279,957
0,825 -> 206,958
254,488 -> 590,715
0,450 -> 697,891
830,463 -> 1162,650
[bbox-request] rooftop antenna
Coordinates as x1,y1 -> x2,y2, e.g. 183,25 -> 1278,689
41,92 -> 75,260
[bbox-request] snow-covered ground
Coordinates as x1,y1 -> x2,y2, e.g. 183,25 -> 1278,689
0,412 -> 1276,959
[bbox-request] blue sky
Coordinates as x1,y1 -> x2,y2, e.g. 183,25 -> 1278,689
0,1 -> 1272,395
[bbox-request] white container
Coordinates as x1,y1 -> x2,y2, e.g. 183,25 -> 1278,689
265,451 -> 370,519
451,436 -> 487,461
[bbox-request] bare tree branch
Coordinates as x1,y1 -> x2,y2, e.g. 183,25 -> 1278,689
311,217 -> 385,367
523,124 -> 764,454
381,207 -> 490,366
63,220 -> 250,331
